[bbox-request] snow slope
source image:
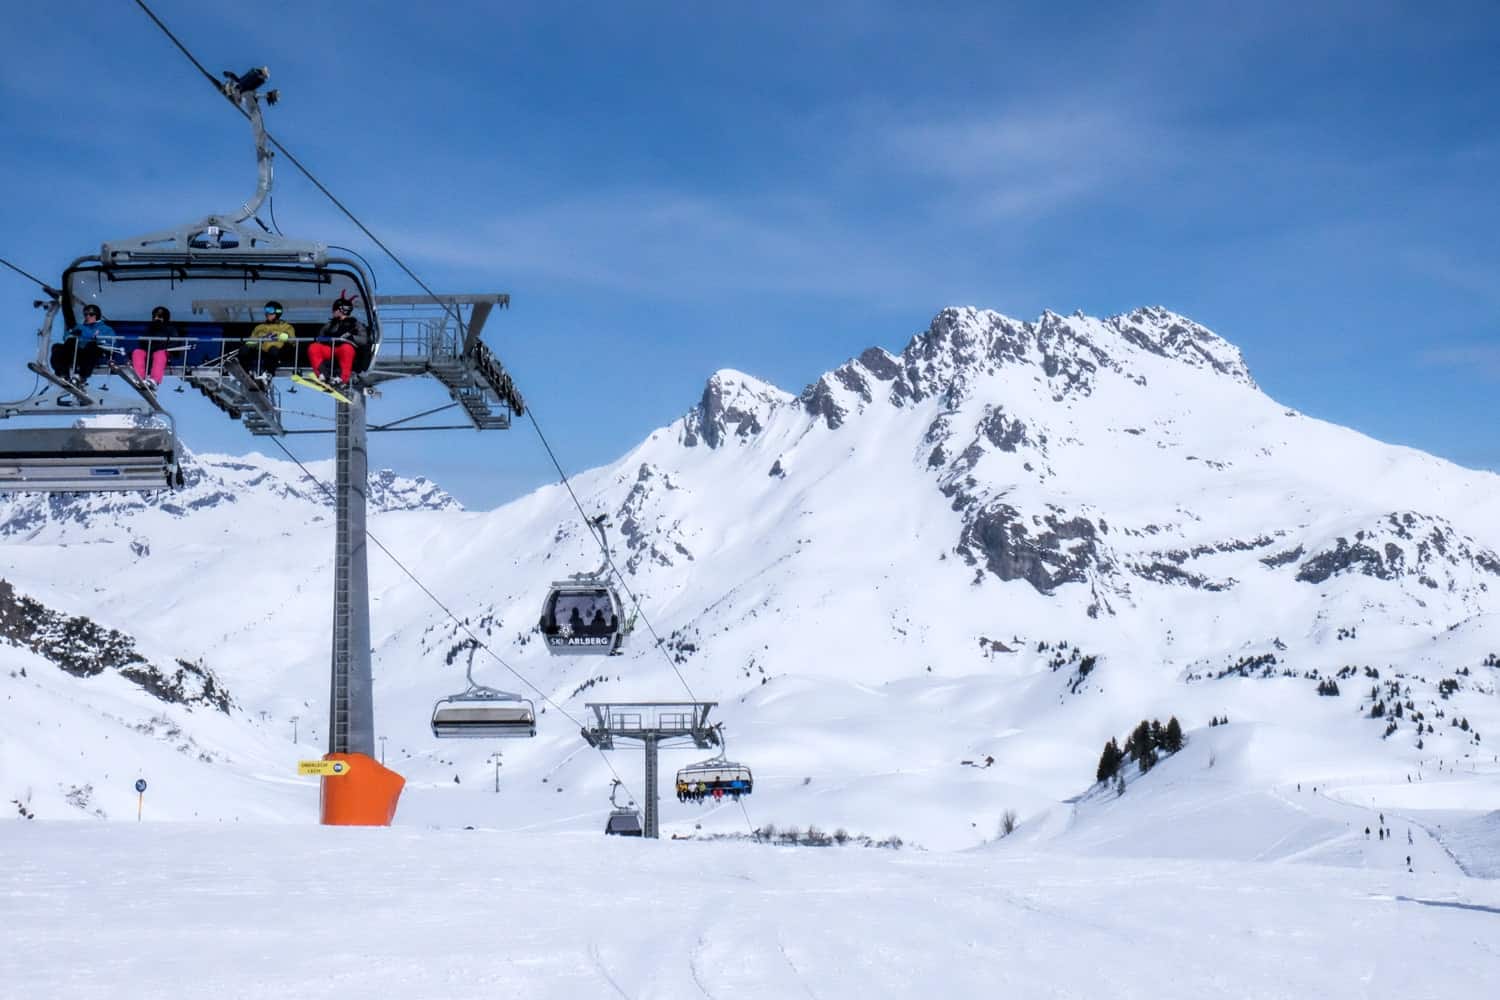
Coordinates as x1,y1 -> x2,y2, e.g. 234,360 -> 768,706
2,305 -> 1497,864
2,821 -> 1497,999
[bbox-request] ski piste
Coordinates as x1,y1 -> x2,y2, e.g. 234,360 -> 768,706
290,373 -> 352,404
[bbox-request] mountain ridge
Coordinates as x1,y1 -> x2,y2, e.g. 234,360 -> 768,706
1,303 -> 1495,849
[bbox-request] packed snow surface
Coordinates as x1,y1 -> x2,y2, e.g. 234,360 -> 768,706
4,821 -> 1497,999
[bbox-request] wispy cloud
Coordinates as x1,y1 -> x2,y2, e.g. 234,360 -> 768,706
874,99 -> 1166,222
1419,345 -> 1500,378
386,190 -> 967,305
1403,249 -> 1500,308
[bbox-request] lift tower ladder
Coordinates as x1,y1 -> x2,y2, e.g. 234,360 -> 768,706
580,702 -> 718,839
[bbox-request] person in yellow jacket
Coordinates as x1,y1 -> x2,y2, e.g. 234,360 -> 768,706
238,300 -> 295,388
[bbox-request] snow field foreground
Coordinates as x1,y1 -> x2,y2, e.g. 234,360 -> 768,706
3,822 -> 1496,1000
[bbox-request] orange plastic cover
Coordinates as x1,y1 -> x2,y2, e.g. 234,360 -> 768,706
319,752 -> 405,826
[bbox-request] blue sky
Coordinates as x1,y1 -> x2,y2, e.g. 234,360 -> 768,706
2,1 -> 1497,507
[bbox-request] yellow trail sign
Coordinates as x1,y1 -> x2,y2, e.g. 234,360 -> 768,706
298,759 -> 354,777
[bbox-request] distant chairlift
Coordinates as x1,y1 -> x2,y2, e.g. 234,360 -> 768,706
676,727 -> 753,802
604,779 -> 643,837
538,514 -> 634,656
430,655 -> 536,739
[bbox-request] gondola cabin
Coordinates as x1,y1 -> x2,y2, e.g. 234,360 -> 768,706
604,807 -> 643,837
538,582 -> 628,656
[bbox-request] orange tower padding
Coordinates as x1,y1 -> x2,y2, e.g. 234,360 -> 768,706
319,752 -> 405,826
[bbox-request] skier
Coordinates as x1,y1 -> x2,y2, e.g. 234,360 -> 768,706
51,303 -> 112,384
307,295 -> 369,390
239,300 -> 295,387
130,305 -> 178,386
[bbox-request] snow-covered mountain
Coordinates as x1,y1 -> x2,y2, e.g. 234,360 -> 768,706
2,305 -> 1496,861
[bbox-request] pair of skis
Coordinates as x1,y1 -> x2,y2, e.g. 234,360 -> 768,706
289,373 -> 352,404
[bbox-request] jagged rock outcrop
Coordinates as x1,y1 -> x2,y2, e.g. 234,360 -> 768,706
0,579 -> 231,712
682,370 -> 792,448
1292,513 -> 1500,590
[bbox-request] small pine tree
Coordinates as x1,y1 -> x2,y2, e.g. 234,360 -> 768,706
1127,720 -> 1152,760
1164,716 -> 1184,753
1096,738 -> 1124,783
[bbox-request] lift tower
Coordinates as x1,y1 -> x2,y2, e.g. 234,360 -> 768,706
0,73 -> 525,826
580,702 -> 719,838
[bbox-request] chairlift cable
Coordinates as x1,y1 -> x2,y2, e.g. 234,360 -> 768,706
0,255 -> 52,291
266,435 -> 638,801
132,0 -> 464,331
134,0 -> 724,802
526,408 -> 703,704
132,0 -> 705,706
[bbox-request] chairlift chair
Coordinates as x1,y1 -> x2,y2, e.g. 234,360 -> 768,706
676,758 -> 755,797
675,726 -> 753,801
537,515 -> 633,656
430,658 -> 536,739
0,298 -> 183,492
1,76 -> 382,486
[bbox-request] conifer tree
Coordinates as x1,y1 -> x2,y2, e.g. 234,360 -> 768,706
1164,716 -> 1184,753
1096,738 -> 1124,783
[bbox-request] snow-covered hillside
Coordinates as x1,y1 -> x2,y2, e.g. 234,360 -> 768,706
2,305 -> 1496,868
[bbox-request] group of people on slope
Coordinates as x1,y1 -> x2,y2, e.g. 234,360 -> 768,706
50,297 -> 371,392
675,777 -> 751,803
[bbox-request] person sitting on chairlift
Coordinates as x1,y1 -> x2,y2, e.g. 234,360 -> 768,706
130,306 -> 177,387
240,300 -> 295,388
589,608 -> 608,634
308,295 -> 370,390
51,303 -> 112,385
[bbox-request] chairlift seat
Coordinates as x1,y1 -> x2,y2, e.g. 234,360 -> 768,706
430,695 -> 537,738
0,424 -> 179,492
676,759 -> 754,795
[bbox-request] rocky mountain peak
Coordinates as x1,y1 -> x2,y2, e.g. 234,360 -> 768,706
681,369 -> 793,449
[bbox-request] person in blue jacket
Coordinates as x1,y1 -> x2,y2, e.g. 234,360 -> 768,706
50,303 -> 113,384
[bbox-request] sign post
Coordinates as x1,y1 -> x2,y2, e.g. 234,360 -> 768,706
298,759 -> 354,777
134,778 -> 147,821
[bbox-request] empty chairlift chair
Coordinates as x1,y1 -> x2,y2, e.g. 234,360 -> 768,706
0,299 -> 183,492
430,659 -> 536,739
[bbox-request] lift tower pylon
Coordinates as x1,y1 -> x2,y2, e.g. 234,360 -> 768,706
0,73 -> 527,826
580,702 -> 719,839
329,392 -> 372,757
